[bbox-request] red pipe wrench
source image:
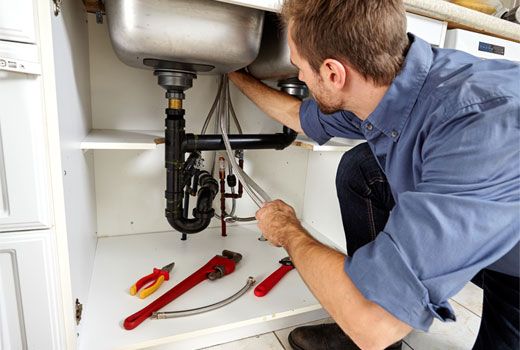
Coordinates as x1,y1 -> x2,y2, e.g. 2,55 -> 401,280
254,257 -> 294,297
123,250 -> 242,330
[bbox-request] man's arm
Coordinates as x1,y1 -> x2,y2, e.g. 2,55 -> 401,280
228,71 -> 303,133
256,200 -> 412,350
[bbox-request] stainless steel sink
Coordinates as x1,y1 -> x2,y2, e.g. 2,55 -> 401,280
248,13 -> 298,81
105,0 -> 265,74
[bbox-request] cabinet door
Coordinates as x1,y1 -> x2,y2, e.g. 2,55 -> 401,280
0,0 -> 36,44
0,230 -> 63,350
0,42 -> 51,232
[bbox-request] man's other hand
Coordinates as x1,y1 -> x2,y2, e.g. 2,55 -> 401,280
256,199 -> 304,247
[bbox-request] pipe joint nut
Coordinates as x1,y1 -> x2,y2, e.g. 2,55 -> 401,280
193,207 -> 215,220
166,108 -> 186,118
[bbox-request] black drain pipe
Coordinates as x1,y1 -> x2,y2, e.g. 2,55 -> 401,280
165,106 -> 220,234
161,71 -> 308,234
164,103 -> 296,234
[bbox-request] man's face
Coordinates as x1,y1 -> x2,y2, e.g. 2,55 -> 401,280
287,24 -> 343,115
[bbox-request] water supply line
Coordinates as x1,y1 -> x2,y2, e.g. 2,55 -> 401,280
200,75 -> 251,236
217,76 -> 309,209
196,75 -> 310,235
219,78 -> 272,208
219,77 -> 308,240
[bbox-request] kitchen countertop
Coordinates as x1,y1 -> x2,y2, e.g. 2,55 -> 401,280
404,0 -> 520,42
213,0 -> 520,42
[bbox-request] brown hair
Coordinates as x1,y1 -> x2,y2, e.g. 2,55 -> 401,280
281,0 -> 409,86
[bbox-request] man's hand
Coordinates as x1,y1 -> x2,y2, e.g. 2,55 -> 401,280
255,199 -> 305,247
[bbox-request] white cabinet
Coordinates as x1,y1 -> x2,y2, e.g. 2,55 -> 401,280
0,41 -> 51,232
444,29 -> 520,61
0,1 -> 63,349
0,247 -> 25,350
0,0 -> 37,44
0,230 -> 63,350
406,12 -> 447,48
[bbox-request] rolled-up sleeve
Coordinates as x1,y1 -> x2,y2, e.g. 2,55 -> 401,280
346,192 -> 519,330
299,99 -> 365,144
345,98 -> 520,330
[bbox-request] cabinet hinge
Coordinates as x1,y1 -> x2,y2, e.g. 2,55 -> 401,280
52,0 -> 62,16
75,298 -> 83,325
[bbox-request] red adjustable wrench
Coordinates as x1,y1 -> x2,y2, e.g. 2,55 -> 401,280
254,257 -> 294,297
123,250 -> 242,330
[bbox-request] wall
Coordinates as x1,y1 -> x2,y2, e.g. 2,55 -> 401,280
87,14 -> 310,237
52,0 -> 98,326
302,152 -> 348,253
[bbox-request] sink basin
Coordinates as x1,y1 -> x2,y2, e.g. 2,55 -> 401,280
105,0 -> 265,74
248,13 -> 298,81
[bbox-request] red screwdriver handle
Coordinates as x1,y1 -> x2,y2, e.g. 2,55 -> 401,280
123,255 -> 237,330
254,264 -> 294,297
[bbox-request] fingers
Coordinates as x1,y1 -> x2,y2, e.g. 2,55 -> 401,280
256,200 -> 296,220
255,199 -> 301,248
255,205 -> 266,221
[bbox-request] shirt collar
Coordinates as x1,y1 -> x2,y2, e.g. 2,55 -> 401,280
365,34 -> 433,142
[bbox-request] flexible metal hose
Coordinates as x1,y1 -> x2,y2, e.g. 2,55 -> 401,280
219,78 -> 272,208
204,75 -> 263,219
151,277 -> 255,319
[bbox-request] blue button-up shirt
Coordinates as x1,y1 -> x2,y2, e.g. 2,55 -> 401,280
300,34 -> 520,331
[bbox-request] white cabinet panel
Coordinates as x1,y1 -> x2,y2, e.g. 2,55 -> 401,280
0,0 -> 37,44
0,230 -> 63,350
0,249 -> 26,350
445,29 -> 520,61
0,44 -> 51,231
407,13 -> 447,48
302,151 -> 347,253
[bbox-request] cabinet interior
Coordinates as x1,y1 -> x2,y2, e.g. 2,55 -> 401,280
57,6 -> 347,349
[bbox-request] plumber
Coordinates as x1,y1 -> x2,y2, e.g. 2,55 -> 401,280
229,0 -> 519,349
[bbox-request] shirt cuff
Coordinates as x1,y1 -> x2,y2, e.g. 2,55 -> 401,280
344,232 -> 456,331
299,100 -> 332,145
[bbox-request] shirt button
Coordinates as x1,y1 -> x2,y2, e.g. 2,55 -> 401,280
366,123 -> 373,131
391,130 -> 399,138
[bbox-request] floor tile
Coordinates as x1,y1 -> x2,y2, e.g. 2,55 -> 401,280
402,343 -> 413,350
201,332 -> 284,350
274,317 -> 333,349
404,301 -> 481,350
451,282 -> 483,317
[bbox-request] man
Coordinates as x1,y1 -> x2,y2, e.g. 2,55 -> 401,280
229,0 -> 520,349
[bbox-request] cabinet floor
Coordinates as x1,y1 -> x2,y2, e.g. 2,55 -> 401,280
80,224 -> 330,350
203,282 -> 484,350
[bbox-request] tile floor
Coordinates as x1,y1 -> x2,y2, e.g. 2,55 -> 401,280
202,282 -> 483,350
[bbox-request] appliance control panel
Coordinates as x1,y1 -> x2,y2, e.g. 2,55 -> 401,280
0,56 -> 41,75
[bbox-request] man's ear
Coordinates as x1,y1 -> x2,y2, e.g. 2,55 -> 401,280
321,59 -> 347,90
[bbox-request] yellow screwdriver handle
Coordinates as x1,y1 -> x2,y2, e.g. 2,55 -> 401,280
139,275 -> 165,299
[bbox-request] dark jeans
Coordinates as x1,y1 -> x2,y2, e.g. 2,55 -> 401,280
335,143 -> 519,350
